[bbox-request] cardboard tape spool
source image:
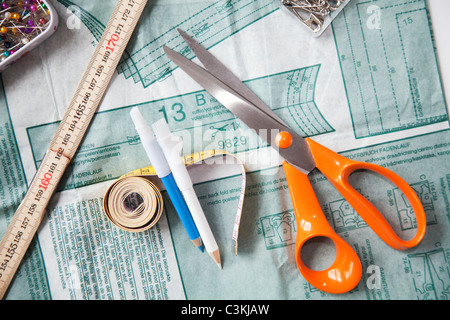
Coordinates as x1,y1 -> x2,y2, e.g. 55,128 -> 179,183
104,149 -> 246,254
104,176 -> 164,232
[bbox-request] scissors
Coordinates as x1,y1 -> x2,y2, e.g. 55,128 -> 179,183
163,29 -> 427,294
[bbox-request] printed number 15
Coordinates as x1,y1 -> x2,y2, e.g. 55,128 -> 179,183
158,103 -> 186,122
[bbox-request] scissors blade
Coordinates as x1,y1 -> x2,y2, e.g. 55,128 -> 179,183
163,45 -> 316,174
176,29 -> 287,126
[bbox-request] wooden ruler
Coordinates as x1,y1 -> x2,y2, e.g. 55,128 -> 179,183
0,0 -> 148,299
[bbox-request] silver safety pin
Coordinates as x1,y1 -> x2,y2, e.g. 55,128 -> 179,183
282,0 -> 324,32
286,1 -> 331,16
281,0 -> 345,33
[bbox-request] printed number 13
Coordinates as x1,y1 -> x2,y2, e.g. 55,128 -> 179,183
158,103 -> 186,122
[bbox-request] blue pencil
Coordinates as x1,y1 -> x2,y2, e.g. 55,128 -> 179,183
130,107 -> 203,251
160,173 -> 202,249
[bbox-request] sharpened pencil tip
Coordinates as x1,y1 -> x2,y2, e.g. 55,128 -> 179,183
192,238 -> 203,252
208,249 -> 222,270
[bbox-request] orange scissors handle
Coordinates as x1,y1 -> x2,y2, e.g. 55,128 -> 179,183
283,161 -> 362,294
305,138 -> 427,250
283,138 -> 427,294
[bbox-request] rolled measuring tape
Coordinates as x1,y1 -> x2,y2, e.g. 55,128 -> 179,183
104,149 -> 246,254
104,176 -> 163,232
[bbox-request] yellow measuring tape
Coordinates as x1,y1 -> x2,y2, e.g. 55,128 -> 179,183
0,0 -> 149,299
104,149 -> 247,253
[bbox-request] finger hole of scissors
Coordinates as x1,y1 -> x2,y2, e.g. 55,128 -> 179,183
347,169 -> 417,241
299,236 -> 336,271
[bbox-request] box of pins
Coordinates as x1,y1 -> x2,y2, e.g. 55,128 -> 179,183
0,0 -> 58,72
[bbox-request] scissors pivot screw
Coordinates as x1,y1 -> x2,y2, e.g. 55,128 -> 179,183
276,131 -> 293,149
